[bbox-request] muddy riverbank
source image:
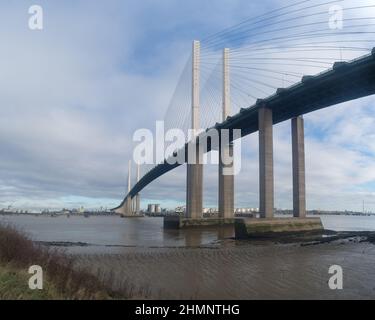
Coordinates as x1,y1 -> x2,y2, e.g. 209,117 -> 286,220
76,235 -> 375,299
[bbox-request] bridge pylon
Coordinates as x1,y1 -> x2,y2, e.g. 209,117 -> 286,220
258,107 -> 274,218
125,160 -> 133,215
135,163 -> 141,214
218,48 -> 234,219
115,160 -> 133,215
186,40 -> 203,219
292,116 -> 306,218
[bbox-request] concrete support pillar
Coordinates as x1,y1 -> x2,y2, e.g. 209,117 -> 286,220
292,116 -> 306,218
125,197 -> 132,215
135,195 -> 140,214
135,164 -> 141,214
134,197 -> 137,213
186,150 -> 203,219
219,48 -> 234,219
186,40 -> 203,219
258,107 -> 274,219
126,160 -> 132,215
219,142 -> 234,218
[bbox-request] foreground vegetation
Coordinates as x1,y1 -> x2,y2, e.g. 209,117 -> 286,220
0,264 -> 63,299
0,224 -> 145,300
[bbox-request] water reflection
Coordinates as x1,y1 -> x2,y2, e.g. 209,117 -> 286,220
162,225 -> 234,247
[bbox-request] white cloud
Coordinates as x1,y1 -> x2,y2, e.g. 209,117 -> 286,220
1,0 -> 375,212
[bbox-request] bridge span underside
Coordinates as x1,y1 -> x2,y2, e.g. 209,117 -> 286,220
115,51 -> 375,211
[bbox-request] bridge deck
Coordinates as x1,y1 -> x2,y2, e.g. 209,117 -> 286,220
115,50 -> 375,209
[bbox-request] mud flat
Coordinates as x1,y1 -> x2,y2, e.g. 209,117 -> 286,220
76,233 -> 375,300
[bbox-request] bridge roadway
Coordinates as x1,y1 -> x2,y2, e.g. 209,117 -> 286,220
115,48 -> 375,210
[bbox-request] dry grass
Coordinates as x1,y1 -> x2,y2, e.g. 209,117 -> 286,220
0,223 -> 148,300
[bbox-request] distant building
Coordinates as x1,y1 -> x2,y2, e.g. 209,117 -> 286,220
147,204 -> 161,215
155,204 -> 161,214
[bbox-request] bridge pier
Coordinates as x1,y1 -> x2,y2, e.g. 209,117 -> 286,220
186,40 -> 203,219
131,197 -> 136,214
258,107 -> 274,219
135,194 -> 140,214
292,116 -> 306,218
186,150 -> 203,219
219,48 -> 234,219
127,160 -> 133,215
117,160 -> 135,216
219,142 -> 234,218
125,197 -> 132,215
135,164 -> 141,214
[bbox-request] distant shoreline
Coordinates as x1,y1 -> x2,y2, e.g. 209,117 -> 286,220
1,212 -> 375,217
0,212 -> 116,217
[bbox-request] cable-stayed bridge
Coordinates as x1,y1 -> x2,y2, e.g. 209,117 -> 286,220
113,0 -> 375,225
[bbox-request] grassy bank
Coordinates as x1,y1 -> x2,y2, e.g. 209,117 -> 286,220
0,264 -> 62,299
0,224 -> 146,300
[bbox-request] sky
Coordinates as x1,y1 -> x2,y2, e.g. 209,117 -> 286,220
1,0 -> 375,212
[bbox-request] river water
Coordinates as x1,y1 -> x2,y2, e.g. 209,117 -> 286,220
1,214 -> 375,299
1,214 -> 375,252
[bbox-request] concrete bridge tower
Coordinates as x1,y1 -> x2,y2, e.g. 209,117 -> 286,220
135,163 -> 141,214
258,106 -> 274,218
186,40 -> 203,219
257,111 -> 306,219
292,116 -> 306,218
113,160 -> 132,215
218,48 -> 234,219
125,160 -> 132,215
